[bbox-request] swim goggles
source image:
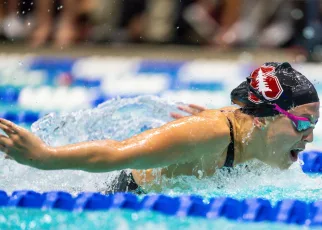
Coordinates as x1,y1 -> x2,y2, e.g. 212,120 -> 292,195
273,104 -> 317,132
247,84 -> 317,132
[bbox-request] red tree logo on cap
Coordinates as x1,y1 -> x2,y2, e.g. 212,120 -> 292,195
248,66 -> 283,104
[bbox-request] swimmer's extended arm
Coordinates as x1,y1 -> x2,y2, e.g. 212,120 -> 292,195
0,116 -> 230,172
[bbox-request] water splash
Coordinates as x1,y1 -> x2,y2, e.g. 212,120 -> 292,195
1,96 -> 186,194
0,95 -> 321,204
242,121 -> 255,144
157,160 -> 322,203
31,95 -> 182,146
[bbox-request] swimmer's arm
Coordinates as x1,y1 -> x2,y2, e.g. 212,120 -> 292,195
0,117 -> 230,172
47,116 -> 231,172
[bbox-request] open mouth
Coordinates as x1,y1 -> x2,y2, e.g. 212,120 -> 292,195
290,148 -> 303,162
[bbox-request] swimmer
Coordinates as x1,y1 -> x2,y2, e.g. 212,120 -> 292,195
0,62 -> 319,193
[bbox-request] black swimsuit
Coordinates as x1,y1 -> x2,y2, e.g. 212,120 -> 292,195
104,170 -> 145,194
223,118 -> 235,168
107,117 -> 235,194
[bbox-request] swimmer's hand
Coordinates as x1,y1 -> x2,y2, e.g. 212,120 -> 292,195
170,104 -> 207,119
0,118 -> 51,168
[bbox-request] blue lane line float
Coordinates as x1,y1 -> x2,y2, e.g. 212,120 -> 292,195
72,79 -> 101,88
301,151 -> 322,173
42,191 -> 74,211
207,197 -> 243,220
273,200 -> 309,225
242,198 -> 272,222
311,201 -> 322,226
1,190 -> 322,226
0,87 -> 20,103
0,111 -> 40,124
8,190 -> 44,208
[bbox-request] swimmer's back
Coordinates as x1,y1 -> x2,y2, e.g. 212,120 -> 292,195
132,107 -> 237,189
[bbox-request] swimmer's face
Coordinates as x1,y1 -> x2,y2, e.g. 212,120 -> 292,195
264,102 -> 320,169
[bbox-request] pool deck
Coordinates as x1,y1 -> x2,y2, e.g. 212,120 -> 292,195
0,43 -> 301,62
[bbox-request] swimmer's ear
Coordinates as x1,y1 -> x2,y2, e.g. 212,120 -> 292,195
253,117 -> 266,129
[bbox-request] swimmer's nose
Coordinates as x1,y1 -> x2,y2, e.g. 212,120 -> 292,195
302,129 -> 314,143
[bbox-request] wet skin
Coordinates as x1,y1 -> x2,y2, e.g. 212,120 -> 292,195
133,102 -> 320,187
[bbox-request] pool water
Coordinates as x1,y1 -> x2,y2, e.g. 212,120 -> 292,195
2,55 -> 322,229
0,208 -> 309,230
1,95 -> 322,229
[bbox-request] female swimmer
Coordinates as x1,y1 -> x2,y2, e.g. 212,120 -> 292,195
0,62 -> 319,193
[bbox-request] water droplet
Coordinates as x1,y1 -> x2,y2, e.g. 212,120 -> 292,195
43,214 -> 52,223
198,170 -> 203,179
29,221 -> 36,228
131,213 -> 138,221
299,159 -> 304,166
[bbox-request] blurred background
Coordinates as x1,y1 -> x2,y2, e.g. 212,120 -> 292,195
0,0 -> 321,58
1,0 -> 322,147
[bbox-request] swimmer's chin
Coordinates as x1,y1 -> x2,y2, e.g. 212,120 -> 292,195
266,160 -> 293,170
270,153 -> 298,170
279,164 -> 293,170
275,161 -> 294,170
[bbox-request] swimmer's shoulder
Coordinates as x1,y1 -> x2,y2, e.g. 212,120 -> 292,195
195,106 -> 238,137
192,107 -> 234,142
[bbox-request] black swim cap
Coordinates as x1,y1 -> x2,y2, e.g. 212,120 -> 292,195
231,62 -> 319,117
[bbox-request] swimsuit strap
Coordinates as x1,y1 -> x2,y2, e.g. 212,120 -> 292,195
107,171 -> 146,194
223,117 -> 234,168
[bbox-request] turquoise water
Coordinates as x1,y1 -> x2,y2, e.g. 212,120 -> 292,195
0,208 -> 311,230
1,96 -> 322,229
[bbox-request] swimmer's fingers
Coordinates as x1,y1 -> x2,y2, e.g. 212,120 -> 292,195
177,104 -> 206,115
0,135 -> 12,153
0,118 -> 23,136
0,123 -> 12,136
170,112 -> 185,119
171,104 -> 207,119
188,104 -> 207,112
177,105 -> 197,115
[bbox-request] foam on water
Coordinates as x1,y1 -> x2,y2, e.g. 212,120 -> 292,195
0,95 -> 322,204
157,161 -> 322,203
0,208 -> 305,230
